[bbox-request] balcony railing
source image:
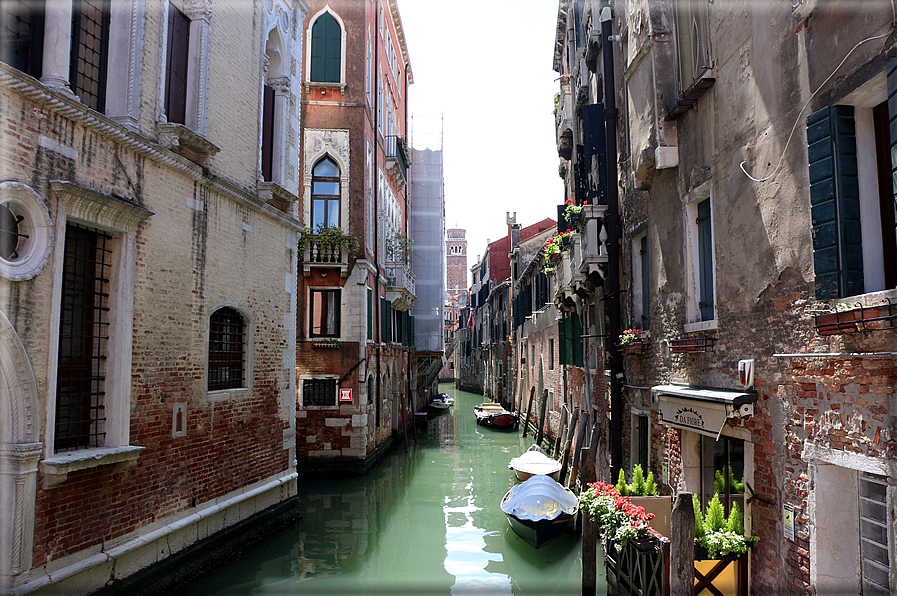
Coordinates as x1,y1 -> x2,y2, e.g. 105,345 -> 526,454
384,135 -> 408,183
301,235 -> 349,277
385,261 -> 416,311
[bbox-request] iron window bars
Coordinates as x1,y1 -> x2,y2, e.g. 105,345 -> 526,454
55,223 -> 111,451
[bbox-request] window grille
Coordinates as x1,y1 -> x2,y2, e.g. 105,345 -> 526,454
304,379 -> 336,406
0,202 -> 27,260
859,472 -> 890,595
70,0 -> 110,113
0,0 -> 44,78
55,223 -> 111,451
208,308 -> 245,390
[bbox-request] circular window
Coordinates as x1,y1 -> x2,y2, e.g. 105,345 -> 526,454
0,182 -> 53,281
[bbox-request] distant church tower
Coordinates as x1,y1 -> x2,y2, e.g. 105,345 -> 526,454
446,228 -> 467,300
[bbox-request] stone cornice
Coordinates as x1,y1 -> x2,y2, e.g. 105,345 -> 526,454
0,64 -> 300,231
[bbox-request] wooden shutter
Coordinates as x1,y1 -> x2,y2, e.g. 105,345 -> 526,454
261,85 -> 275,181
582,103 -> 607,204
165,3 -> 189,125
568,313 -> 583,367
640,235 -> 650,330
806,105 -> 864,299
697,199 -> 714,320
884,59 -> 897,287
311,13 -> 340,83
367,289 -> 373,340
558,317 -> 569,366
380,298 -> 391,343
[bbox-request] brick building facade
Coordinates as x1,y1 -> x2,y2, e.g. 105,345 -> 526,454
546,0 -> 897,594
0,0 -> 307,592
295,0 -> 417,473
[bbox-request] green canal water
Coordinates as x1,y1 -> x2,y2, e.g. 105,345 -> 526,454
178,383 -> 602,595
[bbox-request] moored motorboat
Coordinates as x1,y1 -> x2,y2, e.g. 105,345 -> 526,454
500,474 -> 578,548
508,445 -> 562,481
427,392 -> 454,414
473,403 -> 519,430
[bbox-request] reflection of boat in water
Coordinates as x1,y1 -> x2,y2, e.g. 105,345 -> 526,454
473,403 -> 519,430
500,475 -> 578,548
508,445 -> 562,481
427,392 -> 454,414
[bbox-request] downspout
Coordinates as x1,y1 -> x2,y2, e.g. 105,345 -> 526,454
374,0 -> 381,428
601,5 -> 623,479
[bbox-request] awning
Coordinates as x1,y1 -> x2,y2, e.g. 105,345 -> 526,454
652,384 -> 757,439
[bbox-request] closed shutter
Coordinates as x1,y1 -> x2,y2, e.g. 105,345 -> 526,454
640,235 -> 650,330
572,313 -> 583,367
165,4 -> 189,125
311,13 -> 340,83
582,103 -> 607,205
367,289 -> 373,340
261,85 -> 275,181
558,317 -> 569,365
806,105 -> 864,299
885,59 -> 897,287
697,199 -> 714,320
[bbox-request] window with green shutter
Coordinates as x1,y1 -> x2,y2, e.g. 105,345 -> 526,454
310,11 -> 341,83
367,288 -> 373,340
697,199 -> 714,321
806,105 -> 865,299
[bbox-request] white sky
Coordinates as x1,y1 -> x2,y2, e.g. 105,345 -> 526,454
399,0 -> 564,284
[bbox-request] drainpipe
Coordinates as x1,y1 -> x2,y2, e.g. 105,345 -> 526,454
600,5 -> 624,479
374,0 -> 381,428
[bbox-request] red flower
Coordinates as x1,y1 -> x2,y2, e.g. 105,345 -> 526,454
565,199 -> 573,205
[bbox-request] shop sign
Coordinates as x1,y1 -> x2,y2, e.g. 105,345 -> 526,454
658,395 -> 729,438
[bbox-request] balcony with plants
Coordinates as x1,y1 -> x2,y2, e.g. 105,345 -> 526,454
299,224 -> 356,278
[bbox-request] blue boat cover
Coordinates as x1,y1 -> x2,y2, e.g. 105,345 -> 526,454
500,475 -> 579,521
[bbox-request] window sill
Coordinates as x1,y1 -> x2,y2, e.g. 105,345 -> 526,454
41,445 -> 144,488
205,387 -> 250,403
684,320 -> 717,334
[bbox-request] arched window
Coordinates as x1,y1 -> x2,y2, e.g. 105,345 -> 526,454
312,157 -> 340,228
310,12 -> 340,83
208,307 -> 245,391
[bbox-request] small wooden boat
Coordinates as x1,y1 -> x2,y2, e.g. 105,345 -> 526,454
427,393 -> 454,414
500,475 -> 578,548
473,403 -> 518,430
508,445 -> 562,481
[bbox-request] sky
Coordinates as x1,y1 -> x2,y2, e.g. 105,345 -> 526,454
398,0 -> 565,282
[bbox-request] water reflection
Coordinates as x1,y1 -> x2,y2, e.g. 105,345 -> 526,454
178,384 -> 591,595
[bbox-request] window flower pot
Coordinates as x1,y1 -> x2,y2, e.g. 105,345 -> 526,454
670,336 -> 716,353
814,302 -> 894,334
622,340 -> 646,355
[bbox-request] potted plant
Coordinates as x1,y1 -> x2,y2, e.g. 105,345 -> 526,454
814,300 -> 891,335
542,231 -> 570,273
580,481 -> 658,552
563,200 -> 585,229
619,328 -> 645,354
694,494 -> 759,560
299,223 -> 359,262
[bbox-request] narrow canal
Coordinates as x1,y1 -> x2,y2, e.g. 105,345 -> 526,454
178,383 -> 602,595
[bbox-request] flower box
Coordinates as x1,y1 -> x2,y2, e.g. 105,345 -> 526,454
670,336 -> 716,353
814,302 -> 894,335
622,340 -> 647,355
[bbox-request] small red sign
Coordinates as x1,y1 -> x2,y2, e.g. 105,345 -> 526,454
339,388 -> 352,403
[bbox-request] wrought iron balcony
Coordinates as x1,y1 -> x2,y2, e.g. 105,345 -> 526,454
385,261 -> 416,311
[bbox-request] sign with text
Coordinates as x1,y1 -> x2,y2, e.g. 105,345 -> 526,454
784,503 -> 795,541
657,395 -> 729,438
339,388 -> 352,403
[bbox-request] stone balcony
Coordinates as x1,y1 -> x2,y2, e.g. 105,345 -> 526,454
385,261 -> 416,311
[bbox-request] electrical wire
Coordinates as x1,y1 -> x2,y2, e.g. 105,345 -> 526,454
739,26 -> 895,183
